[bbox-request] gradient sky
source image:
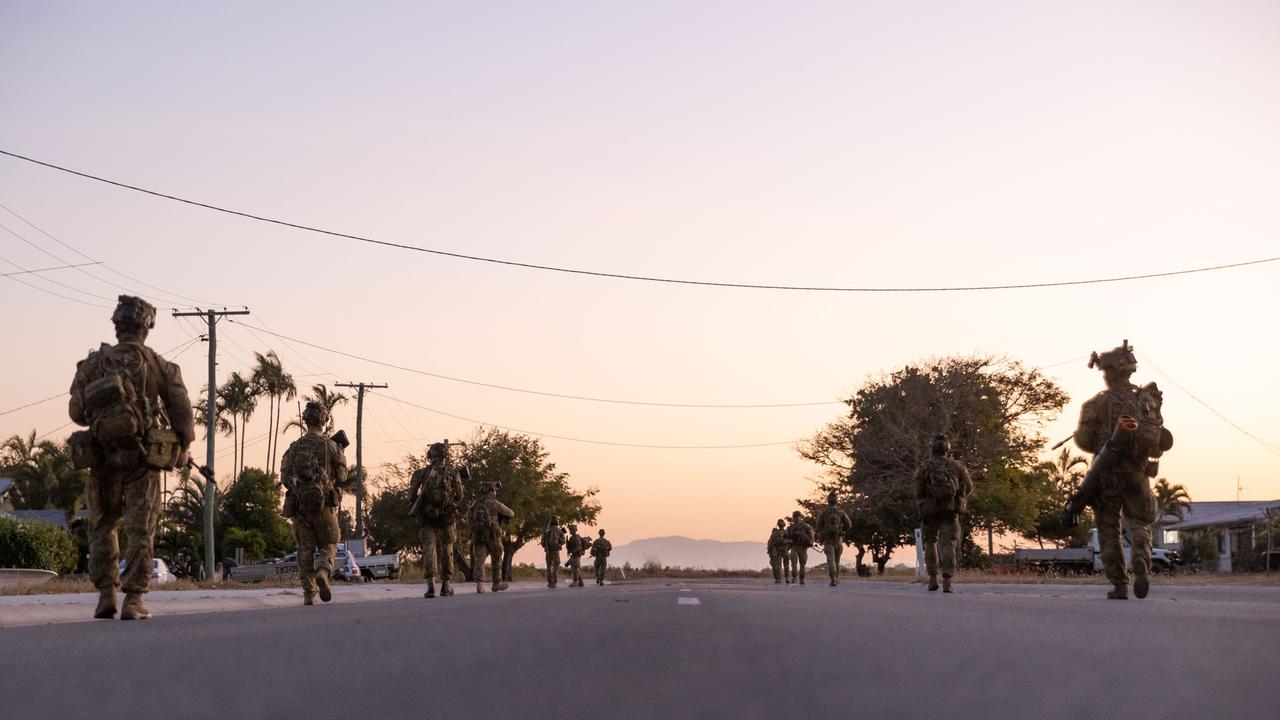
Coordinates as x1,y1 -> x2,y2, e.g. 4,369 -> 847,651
2,2 -> 1277,559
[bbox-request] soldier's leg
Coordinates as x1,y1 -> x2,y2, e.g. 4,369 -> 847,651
1095,496 -> 1128,597
471,537 -> 486,591
488,543 -> 509,591
824,546 -> 838,584
85,470 -> 124,618
595,559 -> 605,584
545,551 -> 558,587
938,512 -> 959,592
797,548 -> 808,583
295,519 -> 318,601
438,523 -> 456,595
420,526 -> 438,592
1125,480 -> 1157,599
118,470 -> 161,619
922,515 -> 940,590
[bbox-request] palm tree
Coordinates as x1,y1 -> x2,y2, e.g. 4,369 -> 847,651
1047,447 -> 1089,494
217,372 -> 258,480
194,385 -> 234,469
283,384 -> 349,437
1,431 -> 88,519
251,351 -> 296,475
1154,478 -> 1192,521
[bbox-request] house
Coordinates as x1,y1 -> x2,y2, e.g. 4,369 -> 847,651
0,508 -> 72,531
0,478 -> 13,512
1159,500 -> 1280,572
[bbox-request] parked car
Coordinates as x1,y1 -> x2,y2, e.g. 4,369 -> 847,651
1013,528 -> 1177,574
333,549 -> 365,583
120,558 -> 177,585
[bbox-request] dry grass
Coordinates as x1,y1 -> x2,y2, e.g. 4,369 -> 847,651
0,574 -> 304,597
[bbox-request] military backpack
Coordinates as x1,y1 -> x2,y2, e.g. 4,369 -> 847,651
287,435 -> 333,516
469,498 -> 502,543
71,343 -> 171,469
415,464 -> 458,521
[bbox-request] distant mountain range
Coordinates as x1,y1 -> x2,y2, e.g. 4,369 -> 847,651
610,536 -> 773,570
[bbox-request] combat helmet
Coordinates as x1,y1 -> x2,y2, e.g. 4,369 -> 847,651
1089,340 -> 1138,375
931,434 -> 949,456
427,442 -> 447,461
111,295 -> 156,331
302,401 -> 328,428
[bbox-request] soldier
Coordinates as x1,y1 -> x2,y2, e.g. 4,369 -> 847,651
68,295 -> 195,620
816,492 -> 852,587
539,515 -> 567,588
467,481 -> 513,593
1065,341 -> 1173,600
786,511 -> 815,585
408,442 -> 467,598
767,519 -> 787,584
279,401 -> 350,606
589,529 -> 612,585
914,434 -> 973,593
565,524 -> 590,587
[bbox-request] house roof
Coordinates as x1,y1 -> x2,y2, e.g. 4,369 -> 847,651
1163,501 -> 1280,531
0,509 -> 70,530
0,477 -> 13,496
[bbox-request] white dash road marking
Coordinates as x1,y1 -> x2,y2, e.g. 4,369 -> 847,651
678,597 -> 701,606
680,588 -> 691,592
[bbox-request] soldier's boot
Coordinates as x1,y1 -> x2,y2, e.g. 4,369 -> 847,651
942,576 -> 953,594
316,569 -> 333,603
476,580 -> 485,593
440,580 -> 454,597
830,578 -> 838,587
492,581 -> 509,592
1133,570 -> 1150,600
120,592 -> 151,620
1107,585 -> 1128,600
303,594 -> 315,606
927,575 -> 939,592
424,580 -> 436,598
94,588 -> 117,619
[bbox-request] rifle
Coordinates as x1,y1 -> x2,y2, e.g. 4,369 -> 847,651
186,457 -> 215,484
1062,416 -> 1140,527
1050,434 -> 1075,451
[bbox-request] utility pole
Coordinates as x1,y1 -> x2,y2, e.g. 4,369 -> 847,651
173,308 -> 250,578
333,381 -> 387,537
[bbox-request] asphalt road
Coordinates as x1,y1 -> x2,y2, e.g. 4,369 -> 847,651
2,578 -> 1276,720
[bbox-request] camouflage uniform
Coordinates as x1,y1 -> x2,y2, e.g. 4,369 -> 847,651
914,435 -> 973,593
767,520 -> 787,583
786,513 -> 815,584
68,296 -> 194,620
468,483 -> 514,593
565,525 -> 589,587
816,497 -> 852,586
539,518 -> 567,588
1070,342 -> 1171,600
408,444 -> 466,597
589,530 -> 612,585
280,410 -> 349,605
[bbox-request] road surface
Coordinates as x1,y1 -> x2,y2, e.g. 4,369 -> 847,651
1,578 -> 1275,719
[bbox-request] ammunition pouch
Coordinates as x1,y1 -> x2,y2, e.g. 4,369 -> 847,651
68,430 -> 100,470
295,480 -> 327,517
282,489 -> 298,519
143,427 -> 182,471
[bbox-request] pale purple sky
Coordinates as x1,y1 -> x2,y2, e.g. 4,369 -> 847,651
2,2 -> 1277,552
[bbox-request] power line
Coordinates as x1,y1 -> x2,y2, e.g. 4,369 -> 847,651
229,320 -> 839,408
1,261 -> 104,277
5,149 -> 1277,293
1140,353 -> 1280,459
0,392 -> 68,417
0,253 -> 114,308
373,390 -> 802,450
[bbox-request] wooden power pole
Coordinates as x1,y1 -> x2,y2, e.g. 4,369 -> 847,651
172,308 -> 250,578
333,381 -> 387,537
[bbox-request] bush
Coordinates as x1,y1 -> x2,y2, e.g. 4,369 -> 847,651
0,516 -> 78,575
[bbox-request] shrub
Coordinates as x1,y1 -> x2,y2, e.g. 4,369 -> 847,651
0,516 -> 78,575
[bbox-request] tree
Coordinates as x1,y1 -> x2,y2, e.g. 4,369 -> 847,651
1027,449 -> 1093,549
0,431 -> 88,520
157,465 -> 212,560
1154,478 -> 1192,522
217,467 -> 293,559
365,465 -> 419,556
217,372 -> 258,480
251,351 -> 296,475
800,355 -> 1069,572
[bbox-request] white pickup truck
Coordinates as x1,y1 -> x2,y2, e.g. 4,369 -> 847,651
1014,528 -> 1178,574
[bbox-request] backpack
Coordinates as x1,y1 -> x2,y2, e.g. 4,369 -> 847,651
923,457 -> 958,502
289,435 -> 331,486
78,343 -> 159,465
417,464 -> 458,521
542,526 -> 564,550
470,498 -> 500,541
818,509 -> 845,542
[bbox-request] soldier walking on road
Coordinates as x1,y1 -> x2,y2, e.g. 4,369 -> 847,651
767,519 -> 787,584
280,402 -> 350,606
565,524 -> 590,587
914,434 -> 973,593
468,481 -> 514,593
408,442 -> 467,598
786,511 -> 815,585
69,296 -> 195,620
1064,342 -> 1173,600
589,529 -> 612,585
816,492 -> 852,586
540,515 -> 567,588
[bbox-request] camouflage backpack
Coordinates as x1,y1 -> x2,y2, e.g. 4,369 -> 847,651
416,464 -> 458,521
289,435 -> 332,516
922,457 -> 958,503
75,343 -> 160,466
470,498 -> 500,541
818,509 -> 845,542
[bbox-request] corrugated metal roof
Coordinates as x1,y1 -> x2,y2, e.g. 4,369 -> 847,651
0,509 -> 70,530
1164,501 -> 1280,531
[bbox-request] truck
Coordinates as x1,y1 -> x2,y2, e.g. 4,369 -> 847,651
1013,528 -> 1178,574
229,542 -> 400,583
343,541 -> 401,581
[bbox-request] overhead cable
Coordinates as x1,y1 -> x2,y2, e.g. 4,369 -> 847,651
1139,353 -> 1280,459
1,261 -> 104,277
4,149 -> 1277,293
229,320 -> 839,408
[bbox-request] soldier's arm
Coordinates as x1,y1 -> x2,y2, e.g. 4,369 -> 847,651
408,469 -> 422,499
955,462 -> 974,498
912,466 -> 928,498
68,363 -> 88,426
280,445 -> 296,480
1074,398 -> 1105,454
329,441 -> 350,488
495,500 -> 515,519
157,357 -> 196,448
